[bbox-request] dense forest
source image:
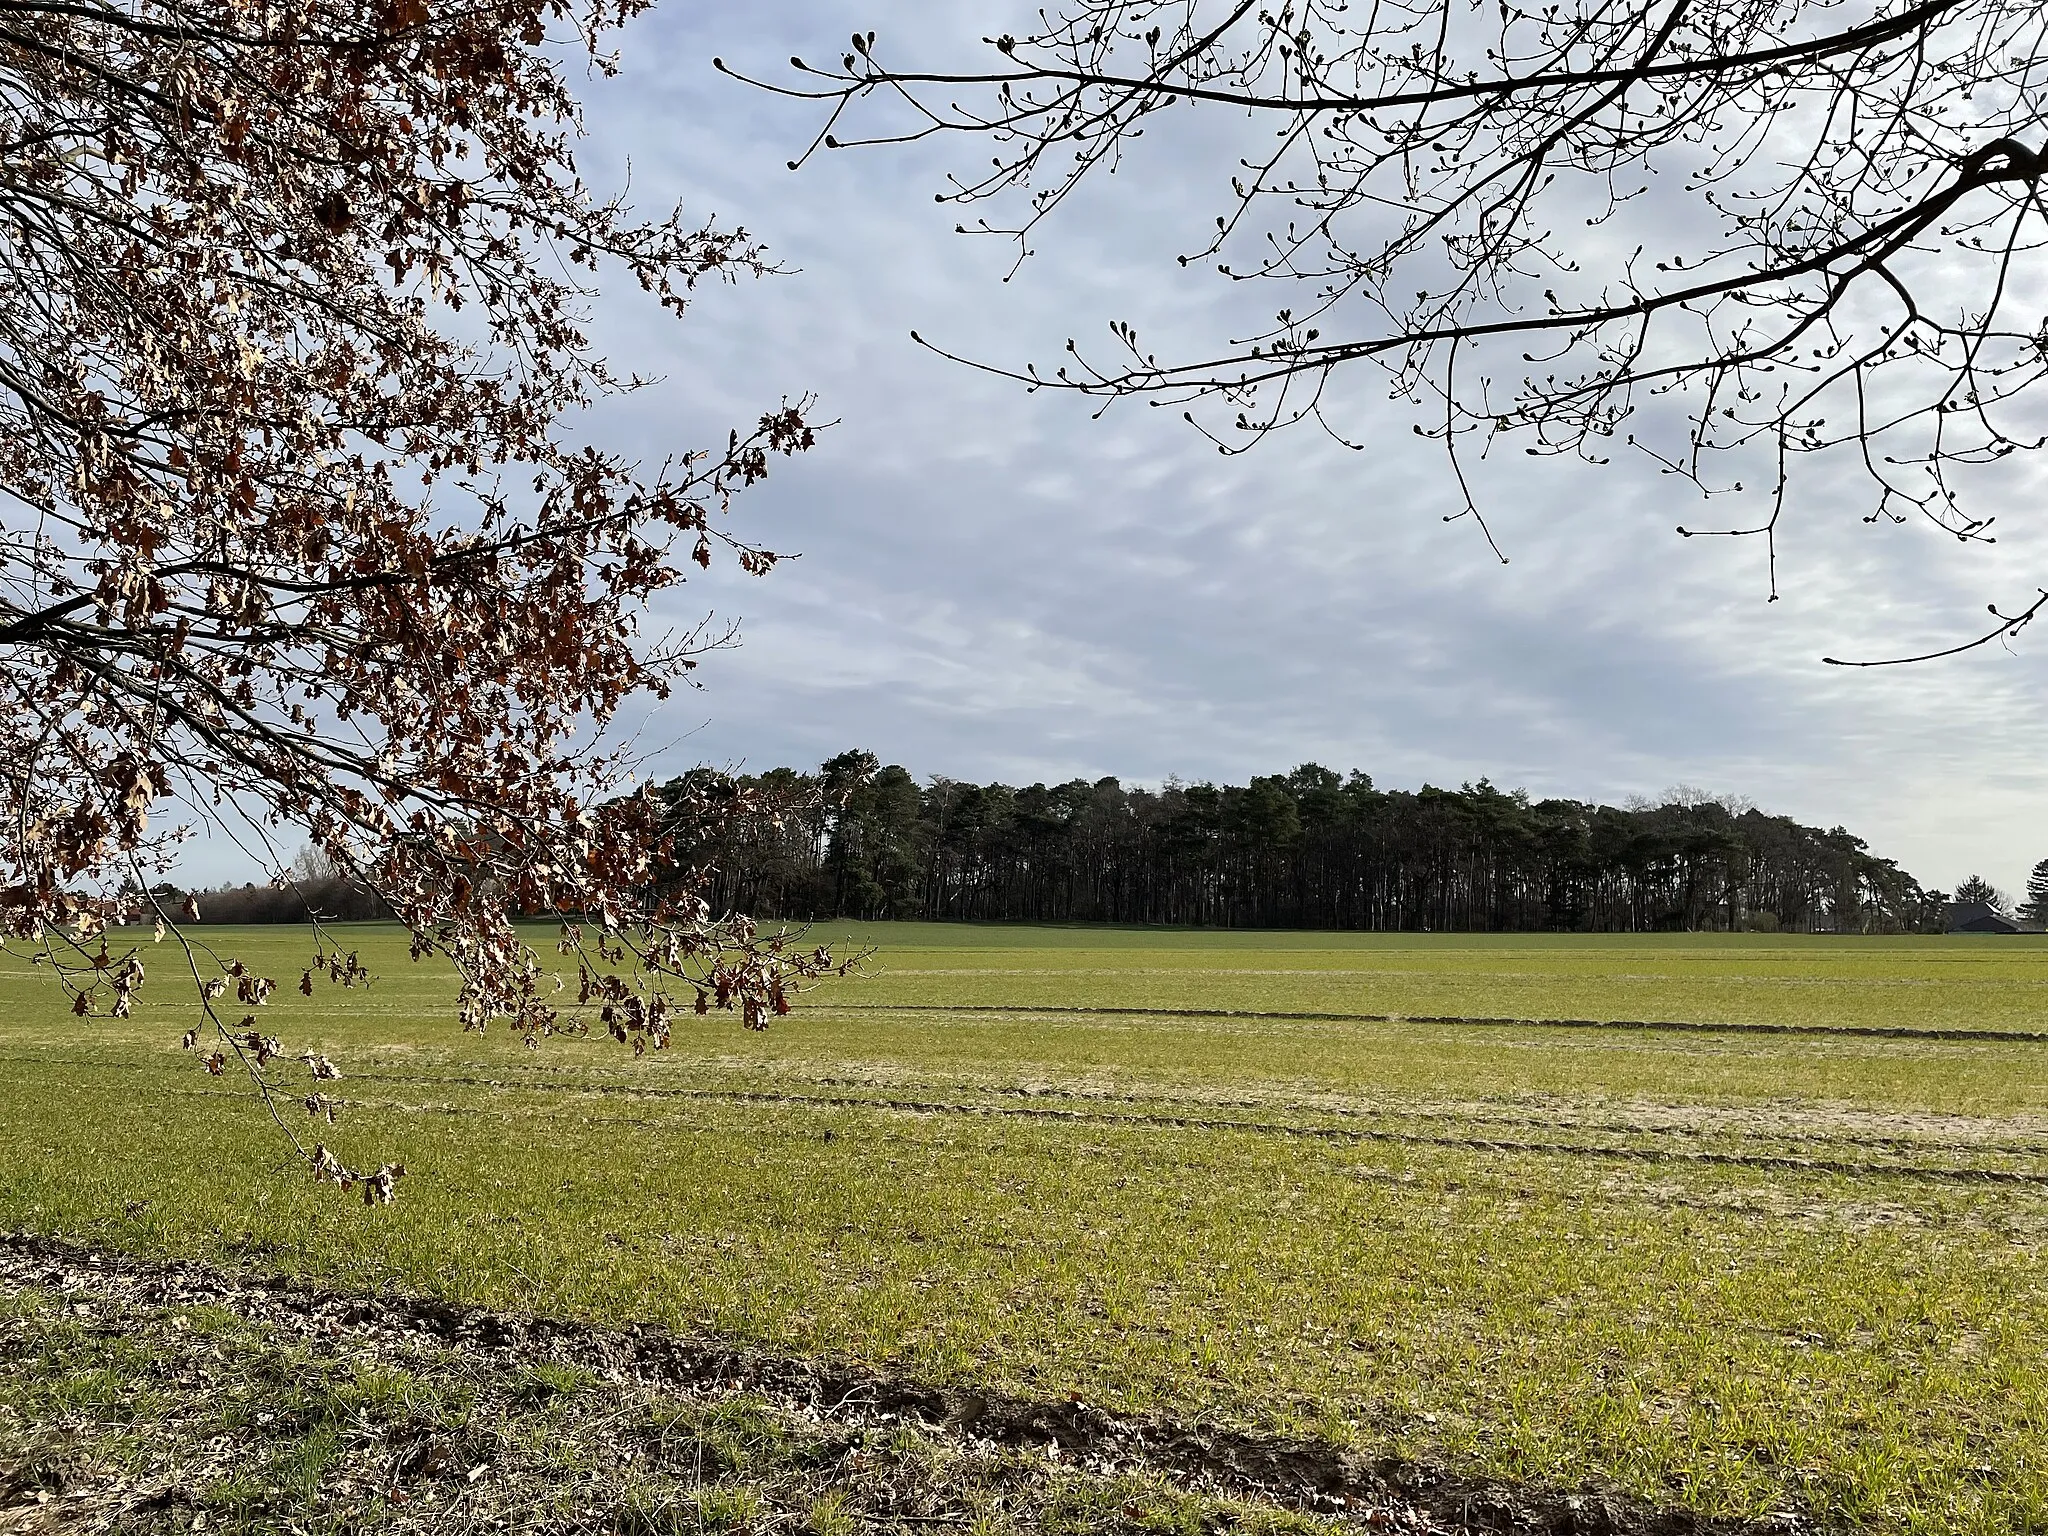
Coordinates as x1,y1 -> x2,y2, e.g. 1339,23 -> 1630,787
664,753 -> 1941,934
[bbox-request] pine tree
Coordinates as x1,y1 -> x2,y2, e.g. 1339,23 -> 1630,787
1954,875 -> 2010,913
2022,861 -> 2048,925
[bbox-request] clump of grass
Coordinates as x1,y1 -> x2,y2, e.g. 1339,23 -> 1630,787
645,1397 -> 794,1478
691,1483 -> 765,1532
514,1359 -> 597,1402
806,1490 -> 857,1536
336,1361 -> 438,1421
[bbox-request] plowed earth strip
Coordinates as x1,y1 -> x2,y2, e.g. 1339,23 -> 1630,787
0,1231 -> 1785,1536
820,1003 -> 2048,1044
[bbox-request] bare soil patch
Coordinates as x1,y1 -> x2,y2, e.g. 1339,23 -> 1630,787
0,1232 -> 1798,1536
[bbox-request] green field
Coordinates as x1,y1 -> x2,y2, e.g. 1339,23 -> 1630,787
4,924 -> 2048,1533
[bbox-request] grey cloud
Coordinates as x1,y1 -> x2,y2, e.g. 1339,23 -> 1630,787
610,0 -> 2048,884
180,1 -> 2048,896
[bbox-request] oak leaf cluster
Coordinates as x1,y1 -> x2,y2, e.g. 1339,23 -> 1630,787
0,0 -> 841,1190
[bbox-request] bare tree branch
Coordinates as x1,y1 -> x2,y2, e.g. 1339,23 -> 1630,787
770,0 -> 2048,641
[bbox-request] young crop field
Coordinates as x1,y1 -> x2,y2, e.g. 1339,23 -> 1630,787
3,924 -> 2046,1535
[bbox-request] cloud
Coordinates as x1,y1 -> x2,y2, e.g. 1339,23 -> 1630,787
179,0 -> 2048,897
598,2 -> 2048,893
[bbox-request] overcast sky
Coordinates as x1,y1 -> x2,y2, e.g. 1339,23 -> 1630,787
203,2 -> 2048,897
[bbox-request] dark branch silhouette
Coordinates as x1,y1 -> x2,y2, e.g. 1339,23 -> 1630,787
753,1 -> 2048,647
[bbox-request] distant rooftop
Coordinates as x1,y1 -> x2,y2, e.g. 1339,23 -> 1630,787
1945,900 -> 2035,935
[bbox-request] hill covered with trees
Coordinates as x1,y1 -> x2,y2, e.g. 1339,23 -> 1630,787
665,754 -> 1939,935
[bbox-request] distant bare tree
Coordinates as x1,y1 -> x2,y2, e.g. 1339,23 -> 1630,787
289,845 -> 342,887
750,0 -> 2048,659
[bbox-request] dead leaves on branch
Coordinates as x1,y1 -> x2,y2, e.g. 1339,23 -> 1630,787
0,0 -> 831,1201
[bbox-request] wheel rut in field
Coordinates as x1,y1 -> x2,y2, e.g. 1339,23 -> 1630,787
478,1065 -> 2048,1159
37,1045 -> 2044,1186
821,1002 -> 2048,1045
0,1230 -> 1793,1536
25,1050 -> 2047,1167
326,1072 -> 2048,1186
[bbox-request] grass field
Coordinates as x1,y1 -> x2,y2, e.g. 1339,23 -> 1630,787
4,923 -> 2048,1533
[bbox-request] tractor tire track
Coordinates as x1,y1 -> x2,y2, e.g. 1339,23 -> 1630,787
38,1050 -> 2048,1183
820,1002 -> 2048,1044
361,1061 -> 2048,1161
332,1071 -> 2048,1186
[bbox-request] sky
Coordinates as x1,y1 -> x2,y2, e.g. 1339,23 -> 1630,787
197,1 -> 2048,897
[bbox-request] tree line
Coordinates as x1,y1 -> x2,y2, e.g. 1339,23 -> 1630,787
664,753 -> 1942,934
